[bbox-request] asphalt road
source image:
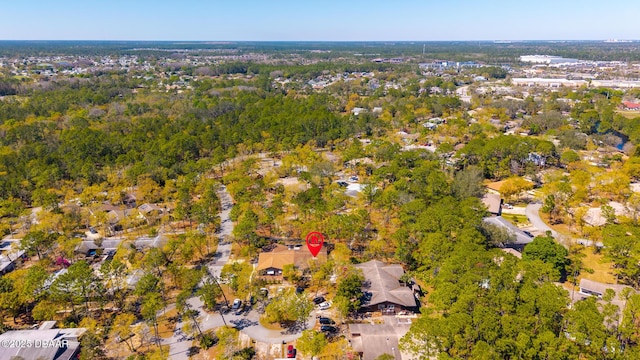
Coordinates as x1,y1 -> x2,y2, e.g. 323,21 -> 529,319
525,203 -> 558,237
525,203 -> 602,248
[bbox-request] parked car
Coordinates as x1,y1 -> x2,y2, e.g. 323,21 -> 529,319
235,305 -> 244,316
286,345 -> 295,358
313,296 -> 325,305
259,288 -> 269,298
320,325 -> 338,333
318,301 -> 331,310
319,317 -> 335,325
502,203 -> 514,209
232,299 -> 242,310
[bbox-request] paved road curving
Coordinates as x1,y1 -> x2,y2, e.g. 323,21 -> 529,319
524,203 -> 602,248
525,203 -> 558,237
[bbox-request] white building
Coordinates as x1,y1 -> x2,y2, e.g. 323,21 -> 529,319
511,78 -> 587,87
520,55 -> 579,65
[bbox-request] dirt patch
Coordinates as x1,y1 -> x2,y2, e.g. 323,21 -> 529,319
157,308 -> 178,339
254,341 -> 287,360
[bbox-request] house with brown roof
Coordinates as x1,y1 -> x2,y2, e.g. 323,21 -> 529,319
355,260 -> 418,314
256,244 -> 326,277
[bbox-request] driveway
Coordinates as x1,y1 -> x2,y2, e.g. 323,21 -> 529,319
483,216 -> 534,248
525,203 -> 558,237
525,203 -> 601,248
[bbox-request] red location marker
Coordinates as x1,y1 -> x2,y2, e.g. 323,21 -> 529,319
306,231 -> 324,257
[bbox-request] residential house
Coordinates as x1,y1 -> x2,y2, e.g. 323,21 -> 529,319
256,244 -> 327,277
0,322 -> 86,360
349,321 -> 411,360
355,260 -> 418,314
622,101 -> 640,110
75,235 -> 168,258
0,239 -> 25,274
481,193 -> 502,216
137,203 -> 165,224
578,279 -> 635,300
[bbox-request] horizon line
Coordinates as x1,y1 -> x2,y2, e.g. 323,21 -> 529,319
0,39 -> 637,42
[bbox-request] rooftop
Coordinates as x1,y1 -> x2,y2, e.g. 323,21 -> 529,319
355,260 -> 417,308
256,243 -> 326,272
0,326 -> 86,360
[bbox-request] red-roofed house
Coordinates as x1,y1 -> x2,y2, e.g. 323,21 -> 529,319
622,101 -> 640,110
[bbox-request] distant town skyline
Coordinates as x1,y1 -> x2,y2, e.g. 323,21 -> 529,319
1,0 -> 638,41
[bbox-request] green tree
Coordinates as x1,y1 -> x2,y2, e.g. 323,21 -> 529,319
297,330 -> 327,357
335,269 -> 364,316
141,292 -> 165,354
522,235 -> 569,281
79,331 -> 106,360
282,264 -> 301,284
111,312 -> 137,352
375,354 -> 395,360
452,166 -> 485,199
565,297 -> 612,358
20,230 -> 56,260
198,277 -> 222,311
263,290 -> 313,326
50,260 -> 102,320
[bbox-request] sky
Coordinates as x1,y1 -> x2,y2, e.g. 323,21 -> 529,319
0,0 -> 638,41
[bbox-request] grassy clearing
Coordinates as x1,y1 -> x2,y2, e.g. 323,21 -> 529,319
579,247 -> 617,284
502,213 -> 530,226
616,110 -> 640,119
258,317 -> 284,330
540,213 -> 574,236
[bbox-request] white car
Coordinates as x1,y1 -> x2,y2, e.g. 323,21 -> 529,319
232,299 -> 242,310
318,301 -> 331,310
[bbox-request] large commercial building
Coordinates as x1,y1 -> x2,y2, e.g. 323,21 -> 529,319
511,78 -> 587,87
520,55 -> 579,65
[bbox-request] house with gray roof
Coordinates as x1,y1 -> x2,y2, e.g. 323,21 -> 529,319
355,260 -> 418,314
0,323 -> 86,360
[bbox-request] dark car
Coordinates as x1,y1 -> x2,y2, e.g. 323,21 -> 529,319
319,317 -> 335,325
321,325 -> 337,333
286,344 -> 295,358
523,230 -> 534,238
313,296 -> 325,305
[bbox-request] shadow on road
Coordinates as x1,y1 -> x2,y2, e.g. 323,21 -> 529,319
230,318 -> 258,330
280,321 -> 307,335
